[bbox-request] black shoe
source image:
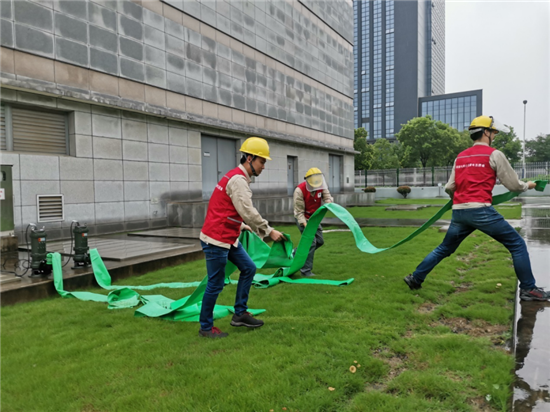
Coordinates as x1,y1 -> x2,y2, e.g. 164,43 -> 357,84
520,287 -> 550,301
404,274 -> 422,290
199,327 -> 228,338
230,312 -> 264,328
300,271 -> 316,277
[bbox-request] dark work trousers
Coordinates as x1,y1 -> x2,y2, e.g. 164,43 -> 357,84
295,219 -> 324,276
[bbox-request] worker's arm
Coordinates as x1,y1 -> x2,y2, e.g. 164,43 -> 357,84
445,159 -> 457,196
490,150 -> 530,192
293,187 -> 307,226
228,176 -> 285,241
322,189 -> 334,204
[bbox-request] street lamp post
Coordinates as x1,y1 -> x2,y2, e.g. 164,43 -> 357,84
522,100 -> 527,179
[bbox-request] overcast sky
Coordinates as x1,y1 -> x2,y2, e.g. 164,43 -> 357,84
445,0 -> 550,140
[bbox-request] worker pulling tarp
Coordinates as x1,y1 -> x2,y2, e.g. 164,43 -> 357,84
52,180 -> 548,321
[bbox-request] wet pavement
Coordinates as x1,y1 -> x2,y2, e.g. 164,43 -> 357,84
0,231 -> 203,305
18,235 -> 194,261
512,199 -> 550,412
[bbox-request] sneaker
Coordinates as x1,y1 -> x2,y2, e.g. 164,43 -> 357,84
404,274 -> 422,290
230,312 -> 264,328
199,327 -> 228,338
300,271 -> 316,277
520,287 -> 550,301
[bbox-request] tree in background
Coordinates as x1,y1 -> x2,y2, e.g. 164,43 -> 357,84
525,134 -> 550,162
392,141 -> 416,168
354,127 -> 375,170
371,138 -> 399,170
456,129 -> 473,155
396,116 -> 462,167
491,126 -> 522,163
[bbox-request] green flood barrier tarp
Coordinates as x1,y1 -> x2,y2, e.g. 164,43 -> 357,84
52,180 -> 548,322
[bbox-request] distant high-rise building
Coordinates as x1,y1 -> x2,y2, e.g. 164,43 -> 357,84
354,0 -> 445,141
419,90 -> 483,132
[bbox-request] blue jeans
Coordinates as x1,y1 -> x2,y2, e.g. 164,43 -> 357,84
412,206 -> 536,290
295,219 -> 324,276
199,240 -> 256,331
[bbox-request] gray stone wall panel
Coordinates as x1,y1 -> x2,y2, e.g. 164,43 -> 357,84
56,37 -> 89,66
120,57 -> 144,81
90,47 -> 118,74
144,25 -> 165,49
0,0 -> 12,19
14,1 -> 53,31
145,64 -> 166,88
119,36 -> 143,61
8,0 -> 353,139
118,14 -> 142,40
143,45 -> 165,70
88,2 -> 117,31
94,158 -> 123,180
89,24 -> 118,53
55,13 -> 88,44
1,19 -> 13,47
15,24 -> 54,57
119,0 -> 142,22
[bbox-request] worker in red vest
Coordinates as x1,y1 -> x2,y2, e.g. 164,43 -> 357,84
199,137 -> 286,338
404,115 -> 549,301
293,168 -> 334,277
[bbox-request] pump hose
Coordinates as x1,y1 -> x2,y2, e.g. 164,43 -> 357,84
61,221 -> 76,267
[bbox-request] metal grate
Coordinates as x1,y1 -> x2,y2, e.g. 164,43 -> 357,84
0,105 -> 6,151
37,195 -> 64,222
12,107 -> 68,155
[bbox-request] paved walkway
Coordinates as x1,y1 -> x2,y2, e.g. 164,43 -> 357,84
0,232 -> 202,305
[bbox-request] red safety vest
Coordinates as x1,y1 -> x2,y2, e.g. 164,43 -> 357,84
201,167 -> 246,245
298,181 -> 323,219
453,145 -> 497,205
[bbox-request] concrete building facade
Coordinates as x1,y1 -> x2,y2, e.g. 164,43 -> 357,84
0,0 -> 356,240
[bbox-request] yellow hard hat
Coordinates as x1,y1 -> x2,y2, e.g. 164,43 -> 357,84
468,115 -> 510,135
239,137 -> 271,160
304,167 -> 324,188
469,116 -> 495,131
305,167 -> 322,178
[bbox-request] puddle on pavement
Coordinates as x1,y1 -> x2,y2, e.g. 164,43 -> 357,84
512,199 -> 550,412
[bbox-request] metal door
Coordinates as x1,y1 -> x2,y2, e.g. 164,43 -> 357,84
217,138 -> 236,181
328,155 -> 342,193
287,156 -> 297,195
201,136 -> 236,200
0,165 -> 14,232
201,136 -> 218,199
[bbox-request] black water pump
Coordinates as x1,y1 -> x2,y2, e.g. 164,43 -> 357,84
71,221 -> 91,269
28,224 -> 52,276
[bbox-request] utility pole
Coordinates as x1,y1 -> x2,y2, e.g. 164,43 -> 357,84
523,100 -> 527,178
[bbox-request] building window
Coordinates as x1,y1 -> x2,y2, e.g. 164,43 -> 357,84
0,104 -> 69,155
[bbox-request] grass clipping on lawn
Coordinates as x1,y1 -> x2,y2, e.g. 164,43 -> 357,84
1,225 -> 517,412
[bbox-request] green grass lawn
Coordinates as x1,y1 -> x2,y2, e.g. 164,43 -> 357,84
1,224 -> 518,412
375,198 -> 451,205
326,203 -> 522,220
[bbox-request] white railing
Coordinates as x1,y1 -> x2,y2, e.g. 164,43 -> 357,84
355,162 -> 550,187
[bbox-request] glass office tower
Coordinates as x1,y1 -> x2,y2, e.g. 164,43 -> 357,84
354,0 -> 445,141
